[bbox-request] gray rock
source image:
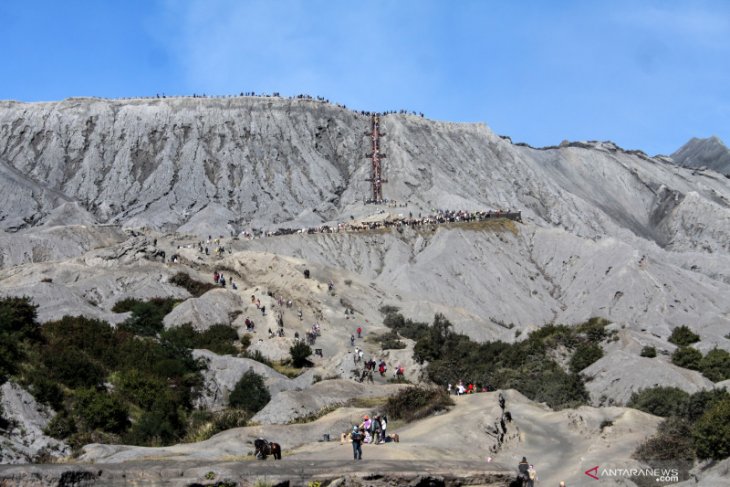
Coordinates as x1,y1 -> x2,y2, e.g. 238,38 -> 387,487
671,136 -> 730,175
582,350 -> 714,405
163,288 -> 242,330
0,382 -> 69,464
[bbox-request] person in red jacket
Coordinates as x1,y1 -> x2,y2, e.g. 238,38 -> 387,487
357,326 -> 362,338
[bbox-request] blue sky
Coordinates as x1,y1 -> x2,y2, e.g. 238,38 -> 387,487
1,0 -> 729,155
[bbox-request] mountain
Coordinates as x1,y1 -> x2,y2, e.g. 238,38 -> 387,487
672,136 -> 730,175
1,96 -> 730,480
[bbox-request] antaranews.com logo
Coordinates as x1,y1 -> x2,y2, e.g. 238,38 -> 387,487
584,465 -> 680,483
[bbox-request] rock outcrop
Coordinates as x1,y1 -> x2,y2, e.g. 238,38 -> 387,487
672,136 -> 730,175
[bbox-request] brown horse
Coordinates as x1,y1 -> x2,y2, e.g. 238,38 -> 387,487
254,438 -> 281,460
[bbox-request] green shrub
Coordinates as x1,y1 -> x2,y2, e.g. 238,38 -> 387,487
289,341 -> 313,368
74,388 -> 129,434
0,296 -> 40,382
634,417 -> 694,481
45,410 -> 77,439
628,386 -> 690,417
114,298 -> 179,336
162,324 -> 239,355
373,330 -> 406,350
384,386 -> 454,422
699,348 -> 730,382
243,349 -> 272,367
27,375 -> 65,410
576,317 -> 610,342
43,346 -> 106,389
382,312 -> 429,341
668,326 -> 700,347
183,409 -> 251,443
640,346 -> 657,358
169,272 -> 216,297
672,347 -> 702,370
570,343 -> 604,372
42,316 -> 119,369
692,398 -> 730,460
379,305 -> 400,315
687,389 -> 730,422
113,369 -> 169,410
228,369 -> 271,414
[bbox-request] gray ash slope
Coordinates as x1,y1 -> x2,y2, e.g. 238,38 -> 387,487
2,96 -> 730,348
672,135 -> 730,175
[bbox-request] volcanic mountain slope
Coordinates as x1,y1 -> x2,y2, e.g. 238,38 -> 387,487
2,97 -> 730,342
1,97 -> 730,253
672,136 -> 730,175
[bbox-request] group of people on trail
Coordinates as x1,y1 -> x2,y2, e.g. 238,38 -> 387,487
347,413 -> 396,460
448,379 -> 495,396
212,270 -> 233,288
517,457 -> 538,486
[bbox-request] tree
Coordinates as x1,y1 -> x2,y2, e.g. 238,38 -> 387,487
628,387 -> 690,417
693,398 -> 730,460
671,347 -> 702,370
228,369 -> 271,413
289,341 -> 313,368
668,326 -> 700,347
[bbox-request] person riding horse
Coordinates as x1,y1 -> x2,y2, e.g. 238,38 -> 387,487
254,438 -> 282,460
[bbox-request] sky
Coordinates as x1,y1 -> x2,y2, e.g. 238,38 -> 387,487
1,0 -> 729,155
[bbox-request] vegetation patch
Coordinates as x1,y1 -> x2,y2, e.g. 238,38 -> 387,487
289,341 -> 313,368
228,369 -> 271,414
630,386 -> 730,470
385,386 -> 454,422
162,323 -> 239,355
381,312 -> 609,409
668,325 -> 700,347
169,272 -> 216,297
371,330 -> 406,350
113,297 -> 179,336
640,346 -> 657,358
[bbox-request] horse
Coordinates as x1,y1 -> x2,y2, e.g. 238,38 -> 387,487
254,438 -> 281,460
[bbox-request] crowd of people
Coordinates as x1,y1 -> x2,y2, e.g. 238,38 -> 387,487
233,208 -> 522,240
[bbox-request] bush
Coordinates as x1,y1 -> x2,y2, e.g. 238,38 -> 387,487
699,348 -> 730,382
74,388 -> 129,434
569,342 -> 603,373
0,296 -> 40,382
687,389 -> 730,422
668,326 -> 700,346
42,316 -> 119,369
289,341 -> 313,368
162,324 -> 239,355
634,417 -> 694,481
114,298 -> 178,336
672,347 -> 702,370
384,386 -> 454,422
243,349 -> 272,367
373,330 -> 406,350
693,398 -> 730,460
43,346 -> 106,389
184,409 -> 250,442
640,346 -> 657,358
628,386 -> 690,417
228,369 -> 271,414
383,312 -> 429,341
113,369 -> 170,410
45,409 -> 77,439
576,317 -> 610,342
169,272 -> 216,297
